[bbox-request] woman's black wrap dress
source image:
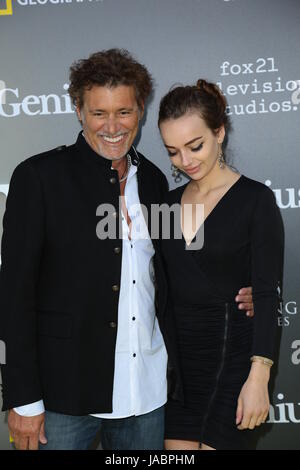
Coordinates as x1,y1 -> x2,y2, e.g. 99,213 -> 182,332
160,175 -> 284,449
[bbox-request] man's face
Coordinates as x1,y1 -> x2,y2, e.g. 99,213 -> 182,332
77,85 -> 143,161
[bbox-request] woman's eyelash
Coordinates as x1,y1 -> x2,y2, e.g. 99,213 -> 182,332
167,143 -> 203,156
191,143 -> 203,152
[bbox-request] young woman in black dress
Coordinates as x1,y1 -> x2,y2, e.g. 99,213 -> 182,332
158,80 -> 284,450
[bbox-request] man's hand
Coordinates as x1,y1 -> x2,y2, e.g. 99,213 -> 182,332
8,409 -> 47,450
235,287 -> 254,317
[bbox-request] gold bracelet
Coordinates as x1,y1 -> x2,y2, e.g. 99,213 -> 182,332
250,355 -> 274,367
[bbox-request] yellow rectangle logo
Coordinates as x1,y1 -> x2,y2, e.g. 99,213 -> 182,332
0,1 -> 13,16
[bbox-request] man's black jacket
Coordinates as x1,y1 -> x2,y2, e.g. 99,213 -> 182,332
0,133 -> 183,415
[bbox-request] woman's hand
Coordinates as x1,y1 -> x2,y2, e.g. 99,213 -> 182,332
236,362 -> 270,430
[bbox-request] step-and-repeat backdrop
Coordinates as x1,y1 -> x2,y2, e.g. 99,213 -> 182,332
0,0 -> 299,450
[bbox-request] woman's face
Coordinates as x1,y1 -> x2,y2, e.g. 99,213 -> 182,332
159,112 -> 225,180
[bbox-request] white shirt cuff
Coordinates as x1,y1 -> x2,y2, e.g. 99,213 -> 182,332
13,400 -> 45,417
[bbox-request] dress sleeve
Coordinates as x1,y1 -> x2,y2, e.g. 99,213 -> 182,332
250,186 -> 284,361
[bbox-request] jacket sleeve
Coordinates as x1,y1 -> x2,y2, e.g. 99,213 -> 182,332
250,186 -> 284,361
0,160 -> 45,411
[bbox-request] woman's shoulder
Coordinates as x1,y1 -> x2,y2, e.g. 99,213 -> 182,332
241,175 -> 273,194
240,175 -> 278,210
241,174 -> 268,189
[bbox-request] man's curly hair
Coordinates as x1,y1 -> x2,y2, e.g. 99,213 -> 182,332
69,48 -> 153,110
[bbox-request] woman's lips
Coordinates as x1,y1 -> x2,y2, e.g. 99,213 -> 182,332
184,164 -> 201,174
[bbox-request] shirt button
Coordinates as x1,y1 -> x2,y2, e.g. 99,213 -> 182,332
109,321 -> 117,328
132,317 -> 136,321
133,280 -> 136,284
133,353 -> 136,358
110,177 -> 117,184
114,247 -> 121,254
112,285 -> 119,292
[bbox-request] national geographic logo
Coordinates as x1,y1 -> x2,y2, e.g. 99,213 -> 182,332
4,0 -> 105,9
0,0 -> 13,15
1,0 -> 106,15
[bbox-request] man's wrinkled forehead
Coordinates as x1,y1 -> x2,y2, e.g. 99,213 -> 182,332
81,84 -> 141,110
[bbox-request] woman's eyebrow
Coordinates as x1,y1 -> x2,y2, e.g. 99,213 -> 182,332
165,136 -> 203,148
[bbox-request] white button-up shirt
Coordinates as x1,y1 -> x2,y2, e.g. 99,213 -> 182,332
15,155 -> 168,418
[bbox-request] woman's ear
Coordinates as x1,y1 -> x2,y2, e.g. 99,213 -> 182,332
217,125 -> 225,144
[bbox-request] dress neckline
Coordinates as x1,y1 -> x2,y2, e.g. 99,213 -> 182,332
179,174 -> 244,246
